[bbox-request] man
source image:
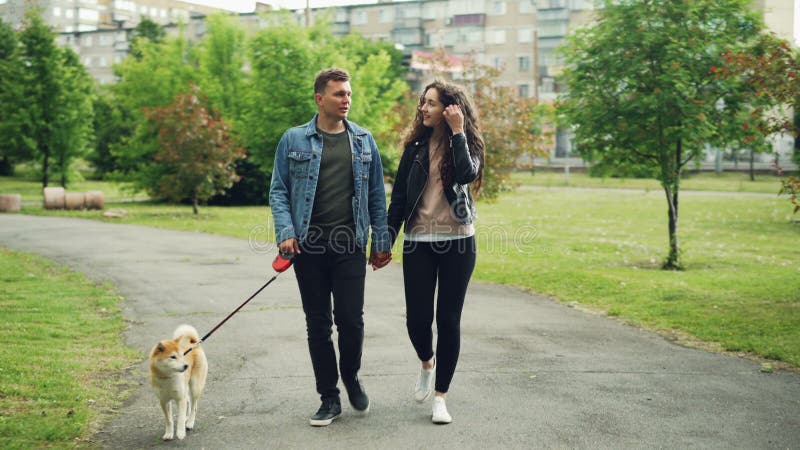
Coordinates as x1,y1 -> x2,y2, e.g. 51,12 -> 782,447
269,67 -> 392,427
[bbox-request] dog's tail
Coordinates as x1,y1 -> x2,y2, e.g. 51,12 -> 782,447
173,324 -> 201,345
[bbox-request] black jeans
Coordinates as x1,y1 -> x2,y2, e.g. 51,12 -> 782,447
293,241 -> 366,402
403,236 -> 476,394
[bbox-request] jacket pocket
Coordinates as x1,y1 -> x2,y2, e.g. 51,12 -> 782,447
288,150 -> 312,179
358,151 -> 372,179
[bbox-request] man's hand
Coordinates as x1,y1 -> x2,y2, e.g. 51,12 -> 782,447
368,251 -> 392,270
279,238 -> 300,255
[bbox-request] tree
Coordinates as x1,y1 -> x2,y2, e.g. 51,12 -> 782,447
195,13 -> 246,120
718,34 -> 800,166
131,18 -> 166,60
239,19 -> 318,173
0,19 -> 26,175
90,89 -> 134,177
144,84 -> 245,214
112,32 -> 197,191
559,0 -> 763,269
18,9 -> 70,188
470,64 -> 554,198
50,47 -> 95,186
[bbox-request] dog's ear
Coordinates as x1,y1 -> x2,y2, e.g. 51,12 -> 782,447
156,343 -> 165,353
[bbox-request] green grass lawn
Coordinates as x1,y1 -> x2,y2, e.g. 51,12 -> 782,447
470,188 -> 799,366
0,248 -> 139,449
511,170 -> 788,194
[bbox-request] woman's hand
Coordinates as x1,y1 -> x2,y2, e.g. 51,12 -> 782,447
443,104 -> 464,135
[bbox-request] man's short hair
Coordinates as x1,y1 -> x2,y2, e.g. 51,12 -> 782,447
314,68 -> 350,95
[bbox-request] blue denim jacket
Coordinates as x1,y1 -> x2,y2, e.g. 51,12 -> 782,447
269,114 -> 391,252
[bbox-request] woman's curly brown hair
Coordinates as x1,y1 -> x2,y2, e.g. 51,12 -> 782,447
403,80 -> 485,193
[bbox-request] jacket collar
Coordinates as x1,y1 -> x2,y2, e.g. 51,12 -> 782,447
304,113 -> 367,138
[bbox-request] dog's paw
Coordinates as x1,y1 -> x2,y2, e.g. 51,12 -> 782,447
176,429 -> 186,440
162,432 -> 174,441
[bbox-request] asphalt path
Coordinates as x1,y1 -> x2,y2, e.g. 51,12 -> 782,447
1,214 -> 798,449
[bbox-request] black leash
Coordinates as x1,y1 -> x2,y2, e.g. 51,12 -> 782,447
184,253 -> 294,355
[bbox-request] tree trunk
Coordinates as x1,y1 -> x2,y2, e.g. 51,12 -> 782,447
663,185 -> 680,270
749,150 -> 755,182
60,152 -> 66,187
794,110 -> 800,165
42,144 -> 50,188
662,139 -> 682,270
192,190 -> 199,215
0,156 -> 12,176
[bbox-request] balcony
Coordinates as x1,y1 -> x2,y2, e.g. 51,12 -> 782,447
450,14 -> 486,27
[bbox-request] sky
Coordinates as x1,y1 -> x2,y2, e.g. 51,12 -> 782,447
184,0 -> 800,45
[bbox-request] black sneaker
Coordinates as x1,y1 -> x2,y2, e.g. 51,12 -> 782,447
344,378 -> 370,414
309,398 -> 342,427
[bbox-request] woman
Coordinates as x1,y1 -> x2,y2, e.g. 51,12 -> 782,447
387,80 -> 485,424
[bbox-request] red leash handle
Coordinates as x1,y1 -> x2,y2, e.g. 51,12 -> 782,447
184,253 -> 294,355
272,252 -> 295,273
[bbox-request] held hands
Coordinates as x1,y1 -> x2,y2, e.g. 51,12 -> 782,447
442,104 -> 464,135
368,251 -> 392,271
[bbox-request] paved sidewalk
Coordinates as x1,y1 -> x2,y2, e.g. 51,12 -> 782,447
1,214 -> 798,449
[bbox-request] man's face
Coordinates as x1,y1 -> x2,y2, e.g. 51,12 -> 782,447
316,80 -> 352,121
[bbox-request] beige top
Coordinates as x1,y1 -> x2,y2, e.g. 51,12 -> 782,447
406,142 -> 475,241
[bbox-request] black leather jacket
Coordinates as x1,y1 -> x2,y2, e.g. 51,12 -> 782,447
387,132 -> 481,245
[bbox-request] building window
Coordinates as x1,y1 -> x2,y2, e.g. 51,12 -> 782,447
99,57 -> 108,67
519,0 -> 535,14
84,57 -> 92,67
379,8 -> 393,23
422,2 -> 442,20
352,9 -> 367,25
494,57 -> 505,70
78,8 -> 99,21
488,29 -> 506,44
518,84 -> 530,98
465,29 -> 483,43
65,9 -> 74,19
490,1 -> 506,15
519,56 -> 531,71
541,77 -> 556,93
518,28 -> 533,43
53,7 -> 62,17
83,35 -> 93,46
538,22 -> 567,38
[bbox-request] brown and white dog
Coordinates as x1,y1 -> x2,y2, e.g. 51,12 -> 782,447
149,324 -> 208,440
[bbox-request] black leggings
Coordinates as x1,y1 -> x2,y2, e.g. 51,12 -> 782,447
403,236 -> 476,394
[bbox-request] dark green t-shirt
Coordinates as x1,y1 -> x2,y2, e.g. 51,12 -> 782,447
309,128 -> 356,242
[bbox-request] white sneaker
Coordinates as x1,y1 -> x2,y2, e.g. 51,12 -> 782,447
431,396 -> 452,424
414,361 -> 435,403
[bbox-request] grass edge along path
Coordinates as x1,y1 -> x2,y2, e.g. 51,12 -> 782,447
0,247 -> 139,449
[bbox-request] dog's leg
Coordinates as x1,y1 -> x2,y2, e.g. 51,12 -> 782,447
176,397 -> 188,440
160,399 -> 174,441
187,381 -> 203,430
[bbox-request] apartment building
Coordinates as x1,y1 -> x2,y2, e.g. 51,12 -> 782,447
0,0 -> 224,33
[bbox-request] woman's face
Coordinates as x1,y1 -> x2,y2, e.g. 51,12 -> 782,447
420,88 -> 445,129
